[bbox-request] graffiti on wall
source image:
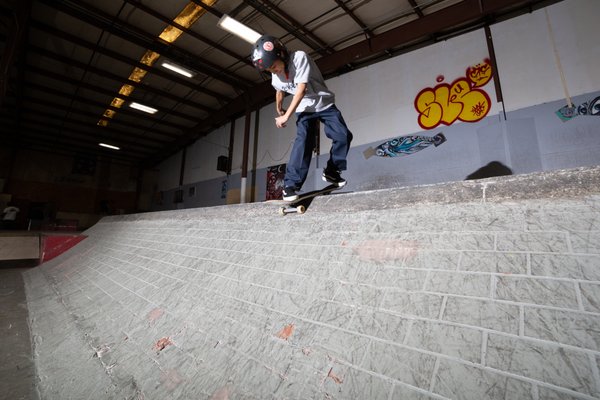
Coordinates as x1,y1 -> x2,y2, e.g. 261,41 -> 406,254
221,180 -> 228,199
266,164 -> 286,200
414,59 -> 493,130
555,96 -> 600,122
363,133 -> 446,159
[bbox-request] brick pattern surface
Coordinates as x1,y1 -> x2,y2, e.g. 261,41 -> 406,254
25,191 -> 600,399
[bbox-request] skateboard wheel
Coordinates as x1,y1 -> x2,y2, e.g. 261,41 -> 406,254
278,207 -> 286,216
297,205 -> 306,214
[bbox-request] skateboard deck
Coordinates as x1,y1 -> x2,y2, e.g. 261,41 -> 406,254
266,184 -> 342,215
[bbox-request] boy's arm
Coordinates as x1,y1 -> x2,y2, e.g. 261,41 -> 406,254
275,90 -> 285,116
275,82 -> 306,128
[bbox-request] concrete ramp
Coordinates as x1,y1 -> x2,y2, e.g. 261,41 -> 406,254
24,166 -> 600,400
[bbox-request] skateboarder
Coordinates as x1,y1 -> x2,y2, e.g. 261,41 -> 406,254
252,35 -> 353,201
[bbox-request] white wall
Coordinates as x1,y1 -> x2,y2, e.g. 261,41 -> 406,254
255,102 -> 296,170
329,28 -> 499,147
492,0 -> 599,112
156,150 -> 182,191
182,112 -> 265,186
183,123 -> 229,184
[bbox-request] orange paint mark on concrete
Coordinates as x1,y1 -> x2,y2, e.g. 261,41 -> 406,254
160,368 -> 184,390
327,367 -> 343,384
276,323 -> 295,340
467,58 -> 493,88
352,239 -> 419,263
147,307 -> 164,324
154,337 -> 173,352
209,386 -> 230,400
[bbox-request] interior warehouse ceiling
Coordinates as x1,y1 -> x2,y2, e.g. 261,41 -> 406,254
0,0 -> 560,168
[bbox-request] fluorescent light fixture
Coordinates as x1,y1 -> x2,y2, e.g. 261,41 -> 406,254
217,15 -> 261,44
129,102 -> 158,114
99,143 -> 120,150
161,61 -> 195,78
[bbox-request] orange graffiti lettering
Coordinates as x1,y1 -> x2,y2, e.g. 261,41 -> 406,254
467,59 -> 493,88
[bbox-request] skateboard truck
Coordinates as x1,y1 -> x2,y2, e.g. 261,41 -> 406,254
267,184 -> 342,215
278,204 -> 306,215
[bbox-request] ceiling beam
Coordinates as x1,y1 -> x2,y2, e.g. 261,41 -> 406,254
28,43 -> 214,115
23,81 -> 186,135
29,19 -> 230,103
37,0 -> 253,89
243,0 -> 333,55
316,0 -> 556,75
407,0 -> 425,18
0,121 -> 144,163
18,93 -> 180,141
334,0 -> 373,38
2,140 -> 142,165
10,108 -> 165,151
122,0 -> 252,68
18,96 -> 179,143
0,0 -> 31,105
23,120 -> 152,154
25,65 -> 196,129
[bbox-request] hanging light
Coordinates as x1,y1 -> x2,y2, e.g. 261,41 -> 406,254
217,15 -> 261,44
160,61 -> 195,78
129,102 -> 158,114
99,143 -> 120,150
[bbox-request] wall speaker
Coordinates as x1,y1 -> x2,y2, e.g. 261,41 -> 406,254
217,155 -> 229,172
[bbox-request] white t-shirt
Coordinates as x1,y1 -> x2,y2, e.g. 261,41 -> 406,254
271,51 -> 335,113
2,206 -> 19,221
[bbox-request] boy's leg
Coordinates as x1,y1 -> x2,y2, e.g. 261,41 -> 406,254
284,113 -> 317,189
319,105 -> 353,172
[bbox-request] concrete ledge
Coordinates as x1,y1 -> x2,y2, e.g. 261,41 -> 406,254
0,236 -> 40,261
312,165 -> 600,213
101,166 -> 600,222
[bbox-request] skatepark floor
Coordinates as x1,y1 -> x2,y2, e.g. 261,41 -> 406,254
0,262 -> 39,400
7,166 -> 600,399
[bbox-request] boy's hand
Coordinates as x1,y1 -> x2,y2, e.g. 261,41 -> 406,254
275,115 -> 288,128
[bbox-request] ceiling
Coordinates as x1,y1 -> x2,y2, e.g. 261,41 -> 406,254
0,0 -> 558,168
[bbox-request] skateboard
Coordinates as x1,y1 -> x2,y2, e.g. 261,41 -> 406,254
266,184 -> 342,215
363,132 -> 446,159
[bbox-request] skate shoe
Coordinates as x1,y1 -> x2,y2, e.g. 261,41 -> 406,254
283,186 -> 299,201
322,169 -> 346,187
